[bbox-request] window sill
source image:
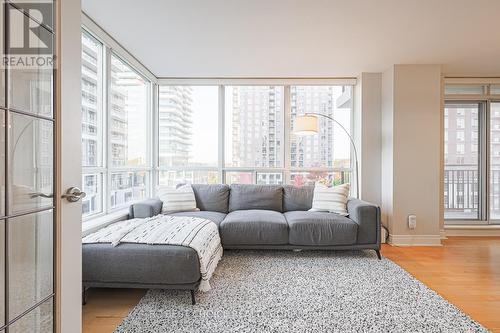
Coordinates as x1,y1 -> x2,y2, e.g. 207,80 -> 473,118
82,209 -> 129,237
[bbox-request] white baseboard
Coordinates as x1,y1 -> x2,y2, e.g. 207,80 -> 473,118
444,225 -> 500,237
388,234 -> 442,246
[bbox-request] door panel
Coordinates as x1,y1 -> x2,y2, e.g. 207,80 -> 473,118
8,210 -> 53,320
0,110 -> 4,217
489,102 -> 500,221
9,113 -> 53,213
8,298 -> 53,333
0,221 -> 4,328
443,102 -> 481,221
7,4 -> 53,118
2,2 -> 57,332
0,2 -> 4,108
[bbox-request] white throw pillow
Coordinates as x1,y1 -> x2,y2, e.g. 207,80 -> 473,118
158,184 -> 199,214
309,183 -> 350,216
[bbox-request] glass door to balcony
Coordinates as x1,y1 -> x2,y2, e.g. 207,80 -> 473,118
444,102 -> 482,221
489,102 -> 500,222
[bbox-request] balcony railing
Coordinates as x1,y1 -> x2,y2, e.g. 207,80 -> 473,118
445,165 -> 500,220
444,166 -> 478,219
443,164 -> 500,220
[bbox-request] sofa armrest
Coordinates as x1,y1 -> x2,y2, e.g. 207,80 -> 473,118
129,198 -> 163,219
347,198 -> 381,246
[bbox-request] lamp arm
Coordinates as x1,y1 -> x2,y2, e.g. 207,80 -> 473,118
304,112 -> 359,198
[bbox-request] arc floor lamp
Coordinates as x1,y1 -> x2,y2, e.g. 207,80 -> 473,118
293,113 -> 359,199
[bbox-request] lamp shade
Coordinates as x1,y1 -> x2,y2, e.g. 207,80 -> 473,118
293,115 -> 319,136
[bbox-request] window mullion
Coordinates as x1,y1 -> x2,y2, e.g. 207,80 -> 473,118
284,85 -> 291,184
105,45 -> 112,214
151,83 -> 159,197
483,101 -> 490,223
219,85 -> 225,184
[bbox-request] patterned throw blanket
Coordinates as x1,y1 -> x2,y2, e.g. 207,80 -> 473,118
82,215 -> 223,292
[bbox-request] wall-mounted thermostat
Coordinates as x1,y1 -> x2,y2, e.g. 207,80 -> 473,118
408,215 -> 417,229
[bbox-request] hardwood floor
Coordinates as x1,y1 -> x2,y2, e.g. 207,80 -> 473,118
83,237 -> 500,333
383,237 -> 500,332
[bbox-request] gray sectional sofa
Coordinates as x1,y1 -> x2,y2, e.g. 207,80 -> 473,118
83,184 -> 381,304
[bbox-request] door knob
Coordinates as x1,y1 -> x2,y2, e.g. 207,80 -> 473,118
62,187 -> 86,202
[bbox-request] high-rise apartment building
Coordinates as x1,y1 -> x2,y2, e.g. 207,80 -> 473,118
230,86 -> 283,168
158,86 -> 194,167
81,33 -> 102,215
81,33 -> 100,167
290,86 -> 335,168
227,86 -> 351,185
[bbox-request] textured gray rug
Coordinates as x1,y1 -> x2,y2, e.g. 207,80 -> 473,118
114,250 -> 488,333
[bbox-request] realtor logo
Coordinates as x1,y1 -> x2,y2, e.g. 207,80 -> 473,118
2,1 -> 54,69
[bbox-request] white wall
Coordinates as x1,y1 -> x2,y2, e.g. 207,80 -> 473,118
381,67 -> 394,234
381,65 -> 442,246
356,73 -> 382,206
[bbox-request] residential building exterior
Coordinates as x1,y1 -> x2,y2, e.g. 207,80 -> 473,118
158,86 -> 194,167
81,33 -> 102,215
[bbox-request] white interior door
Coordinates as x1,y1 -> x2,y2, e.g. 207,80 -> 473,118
56,0 -> 83,333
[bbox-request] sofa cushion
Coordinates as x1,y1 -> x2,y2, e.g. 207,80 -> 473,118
158,184 -> 198,214
83,243 -> 200,285
283,185 -> 314,211
229,184 -> 283,212
310,183 -> 350,216
220,210 -> 288,245
284,211 -> 358,246
191,184 -> 230,213
168,211 -> 227,227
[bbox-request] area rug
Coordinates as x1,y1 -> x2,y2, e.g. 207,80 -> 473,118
114,250 -> 488,333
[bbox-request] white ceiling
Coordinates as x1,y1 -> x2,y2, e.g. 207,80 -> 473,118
82,0 -> 500,78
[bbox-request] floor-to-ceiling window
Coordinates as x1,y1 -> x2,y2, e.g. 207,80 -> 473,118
109,54 -> 150,209
444,83 -> 500,225
81,28 -> 355,222
158,86 -> 219,186
81,31 -> 104,217
289,85 -> 352,186
443,102 -> 481,220
489,100 -> 500,220
157,83 -> 354,189
224,86 -> 285,184
81,28 -> 153,220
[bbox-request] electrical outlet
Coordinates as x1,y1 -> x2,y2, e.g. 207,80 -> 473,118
408,215 -> 417,229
